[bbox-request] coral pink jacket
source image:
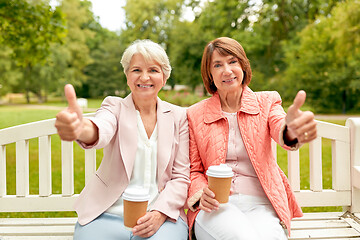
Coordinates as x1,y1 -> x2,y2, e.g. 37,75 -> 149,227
75,94 -> 190,226
186,87 -> 303,237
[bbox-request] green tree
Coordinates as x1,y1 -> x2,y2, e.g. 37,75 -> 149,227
122,0 -> 184,44
32,43 -> 71,101
84,28 -> 126,98
169,20 -> 205,90
0,0 -> 66,102
55,0 -> 95,95
0,46 -> 22,98
284,0 -> 360,112
233,0 -> 342,85
196,0 -> 250,39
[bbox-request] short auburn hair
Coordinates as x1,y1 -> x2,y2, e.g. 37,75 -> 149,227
201,37 -> 252,95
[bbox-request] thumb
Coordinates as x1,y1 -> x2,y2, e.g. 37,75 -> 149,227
288,90 -> 306,114
64,84 -> 82,117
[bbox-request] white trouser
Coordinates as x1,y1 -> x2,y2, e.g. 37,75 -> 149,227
194,194 -> 288,240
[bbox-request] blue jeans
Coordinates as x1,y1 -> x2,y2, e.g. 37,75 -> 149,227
73,213 -> 188,240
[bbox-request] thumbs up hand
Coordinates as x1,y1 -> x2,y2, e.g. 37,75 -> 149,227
285,90 -> 317,144
65,84 -> 83,122
55,84 -> 84,141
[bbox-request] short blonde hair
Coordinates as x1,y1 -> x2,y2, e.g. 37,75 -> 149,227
121,39 -> 172,80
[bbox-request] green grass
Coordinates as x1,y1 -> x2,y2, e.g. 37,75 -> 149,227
0,106 -> 59,129
0,94 -> 351,218
40,98 -> 104,109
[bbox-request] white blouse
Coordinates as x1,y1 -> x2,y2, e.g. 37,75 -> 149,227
223,111 -> 267,198
105,110 -> 159,216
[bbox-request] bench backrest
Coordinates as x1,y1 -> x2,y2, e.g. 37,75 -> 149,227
0,116 -> 359,213
271,119 -> 359,212
0,113 -> 96,213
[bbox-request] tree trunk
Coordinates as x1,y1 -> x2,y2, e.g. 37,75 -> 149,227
24,64 -> 32,104
342,90 -> 346,114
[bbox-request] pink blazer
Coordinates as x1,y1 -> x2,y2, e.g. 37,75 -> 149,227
75,94 -> 190,225
186,87 -> 303,237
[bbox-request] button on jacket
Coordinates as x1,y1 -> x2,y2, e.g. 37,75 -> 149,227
186,87 -> 303,237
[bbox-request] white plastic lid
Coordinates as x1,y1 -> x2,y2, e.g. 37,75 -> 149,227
122,187 -> 150,202
206,164 -> 234,178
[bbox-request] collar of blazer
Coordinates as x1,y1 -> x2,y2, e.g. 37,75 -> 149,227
120,93 -> 174,182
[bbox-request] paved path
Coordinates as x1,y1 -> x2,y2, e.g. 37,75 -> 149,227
7,104 -> 98,112
314,114 -> 360,120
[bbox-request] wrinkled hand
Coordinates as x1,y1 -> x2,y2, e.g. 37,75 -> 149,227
199,187 -> 219,212
55,84 -> 83,141
285,90 -> 317,144
132,211 -> 167,238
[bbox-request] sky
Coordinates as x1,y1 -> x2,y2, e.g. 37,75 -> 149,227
50,0 -> 126,32
89,0 -> 126,32
89,0 -> 196,32
50,0 -> 197,32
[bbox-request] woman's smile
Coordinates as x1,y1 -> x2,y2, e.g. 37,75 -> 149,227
222,77 -> 236,83
137,84 -> 154,88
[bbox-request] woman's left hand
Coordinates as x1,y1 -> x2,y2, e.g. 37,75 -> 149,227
132,210 -> 167,237
285,90 -> 317,144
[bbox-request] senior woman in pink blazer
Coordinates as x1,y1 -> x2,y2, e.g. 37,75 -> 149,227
55,40 -> 190,240
186,37 -> 317,240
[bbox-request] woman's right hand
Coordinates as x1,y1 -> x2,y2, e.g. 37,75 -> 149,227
55,84 -> 84,141
55,84 -> 98,144
199,187 -> 219,212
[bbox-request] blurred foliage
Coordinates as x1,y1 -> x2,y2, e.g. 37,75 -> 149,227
0,0 -> 359,113
158,89 -> 208,107
0,0 -> 66,102
283,0 -> 360,113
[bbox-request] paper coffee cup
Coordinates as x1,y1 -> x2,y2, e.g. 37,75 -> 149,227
122,187 -> 150,230
206,164 -> 234,203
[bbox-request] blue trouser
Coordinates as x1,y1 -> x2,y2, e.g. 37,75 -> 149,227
73,212 -> 188,240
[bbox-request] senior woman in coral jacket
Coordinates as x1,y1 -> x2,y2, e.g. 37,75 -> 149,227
186,37 -> 317,240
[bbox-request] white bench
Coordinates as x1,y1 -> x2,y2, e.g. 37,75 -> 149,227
0,115 -> 359,239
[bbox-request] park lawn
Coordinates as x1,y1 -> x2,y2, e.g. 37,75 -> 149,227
0,106 -> 347,217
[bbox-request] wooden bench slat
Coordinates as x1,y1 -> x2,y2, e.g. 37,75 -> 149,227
346,118 -> 360,213
0,145 -> 6,196
0,225 -> 74,235
84,149 -> 96,185
291,219 -> 349,229
294,190 -> 351,207
61,141 -> 74,197
39,136 -> 52,197
0,195 -> 78,212
292,212 -> 344,221
0,217 -> 77,226
0,120 -> 57,146
354,166 -> 360,190
1,237 -> 73,240
290,238 -> 360,240
290,212 -> 360,239
309,137 -> 322,192
16,140 -> 29,197
288,150 -> 300,191
332,140 -> 351,190
316,120 -> 349,142
290,228 -> 360,239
